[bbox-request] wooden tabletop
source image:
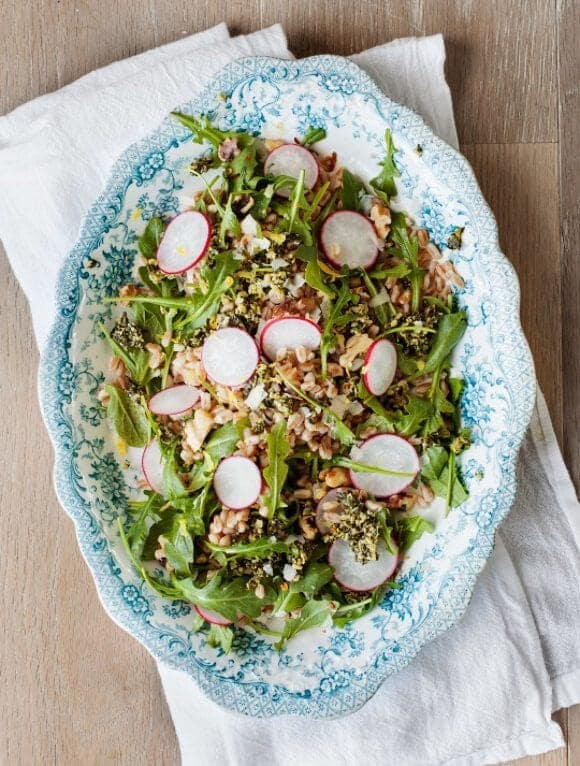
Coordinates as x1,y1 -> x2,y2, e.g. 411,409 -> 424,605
1,2 -> 578,764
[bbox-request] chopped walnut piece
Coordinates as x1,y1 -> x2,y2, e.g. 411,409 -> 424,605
183,410 -> 214,453
145,342 -> 163,370
370,199 -> 392,239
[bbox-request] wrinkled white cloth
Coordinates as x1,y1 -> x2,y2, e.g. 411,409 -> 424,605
1,23 -> 579,766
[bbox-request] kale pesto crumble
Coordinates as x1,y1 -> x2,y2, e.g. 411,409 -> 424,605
101,114 -> 471,652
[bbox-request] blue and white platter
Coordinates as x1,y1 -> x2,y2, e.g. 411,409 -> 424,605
39,55 -> 535,718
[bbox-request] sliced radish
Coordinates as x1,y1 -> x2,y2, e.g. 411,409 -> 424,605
148,384 -> 200,416
349,434 -> 419,497
213,456 -> 262,510
363,339 -> 398,396
264,144 -> 320,198
142,438 -> 164,494
328,538 -> 399,592
194,604 -> 233,626
260,316 -> 321,361
316,488 -> 353,534
156,211 -> 212,274
319,210 -> 379,270
201,328 -> 259,388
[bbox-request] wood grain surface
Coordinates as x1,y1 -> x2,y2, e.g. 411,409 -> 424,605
0,1 -> 577,764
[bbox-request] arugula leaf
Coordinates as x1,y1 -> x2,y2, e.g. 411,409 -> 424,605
101,326 -> 152,387
227,141 -> 258,192
160,444 -> 187,500
370,129 -> 400,201
425,386 -> 455,434
274,563 -> 334,614
357,381 -> 396,425
287,168 -> 306,235
331,419 -> 357,447
332,456 -> 415,478
142,506 -> 180,560
158,517 -> 194,577
262,420 -> 290,519
125,492 -> 165,558
376,508 -> 397,553
136,265 -> 179,299
394,515 -> 435,552
370,262 -> 411,280
305,181 -> 330,222
219,194 -> 241,246
104,385 -> 149,447
138,216 -> 165,260
294,562 -> 334,594
300,126 -> 327,146
421,445 -> 448,480
118,519 -> 183,600
305,259 -> 335,298
171,112 -> 231,148
423,312 -> 467,374
174,573 -> 272,621
357,412 -> 396,436
121,251 -> 239,335
271,172 -> 315,244
191,611 -> 205,633
394,344 -> 420,377
188,453 -> 215,492
395,395 -> 434,437
170,488 -> 210,536
207,624 -> 234,653
274,600 -> 332,650
361,269 -> 391,325
248,183 -> 274,219
294,243 -> 335,298
421,445 -> 469,511
181,251 -> 240,333
205,420 -> 246,463
206,538 -> 289,559
312,189 -> 339,234
320,279 -> 353,376
333,585 -> 387,627
340,169 -> 365,212
390,210 -> 424,313
129,300 -> 165,338
448,377 -> 464,402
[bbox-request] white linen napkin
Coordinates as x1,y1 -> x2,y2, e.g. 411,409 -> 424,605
1,23 -> 579,766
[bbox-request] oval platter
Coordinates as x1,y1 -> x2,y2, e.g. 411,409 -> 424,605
39,55 -> 535,718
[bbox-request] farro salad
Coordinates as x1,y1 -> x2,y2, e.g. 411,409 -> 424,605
101,114 -> 470,652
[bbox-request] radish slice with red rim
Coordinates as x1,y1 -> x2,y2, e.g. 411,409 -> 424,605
213,456 -> 262,510
142,438 -> 164,494
148,384 -> 200,416
319,210 -> 379,270
156,211 -> 212,274
194,604 -> 233,626
260,316 -> 321,361
349,434 -> 419,497
201,327 -> 259,388
264,144 -> 320,198
363,339 -> 397,396
328,538 -> 399,592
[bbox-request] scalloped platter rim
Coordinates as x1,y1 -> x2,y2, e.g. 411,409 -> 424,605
38,55 -> 535,719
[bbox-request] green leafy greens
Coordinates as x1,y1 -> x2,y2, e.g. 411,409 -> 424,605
262,420 -> 290,519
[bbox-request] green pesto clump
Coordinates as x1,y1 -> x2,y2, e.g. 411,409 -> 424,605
324,490 -> 380,564
111,313 -> 145,349
389,302 -> 443,357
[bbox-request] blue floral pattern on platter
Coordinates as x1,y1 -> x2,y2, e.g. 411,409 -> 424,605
38,56 -> 535,718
